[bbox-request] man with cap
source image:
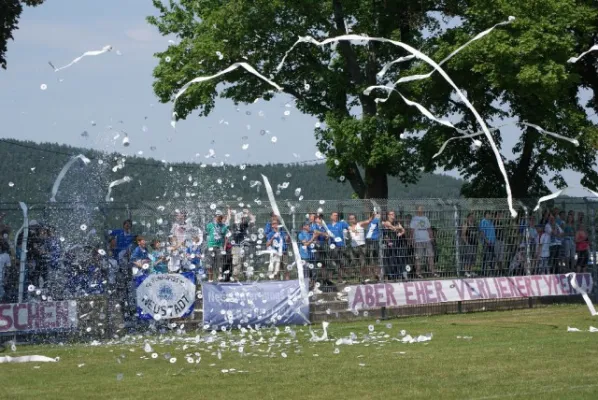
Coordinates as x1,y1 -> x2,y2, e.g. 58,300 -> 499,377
205,210 -> 229,281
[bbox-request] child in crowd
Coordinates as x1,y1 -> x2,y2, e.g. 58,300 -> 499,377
167,236 -> 183,273
186,235 -> 203,276
150,239 -> 168,274
130,236 -> 151,273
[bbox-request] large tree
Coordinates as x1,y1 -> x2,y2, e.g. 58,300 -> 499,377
148,0 -> 598,200
419,0 -> 598,198
0,0 -> 45,70
147,0 -> 463,199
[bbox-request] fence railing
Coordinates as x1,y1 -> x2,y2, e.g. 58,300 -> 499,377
0,197 -> 596,339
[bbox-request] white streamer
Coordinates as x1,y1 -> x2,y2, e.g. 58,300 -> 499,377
50,155 -> 91,202
377,55 -> 415,77
49,45 -> 112,72
172,63 -> 283,129
568,44 -> 598,64
533,186 -> 598,212
433,132 -> 484,159
566,273 -> 598,316
0,355 -> 59,364
309,321 -> 329,342
261,175 -> 309,309
533,189 -> 566,212
391,17 -> 515,85
364,86 -> 484,153
522,122 -> 580,147
280,32 -> 517,216
105,176 -> 132,201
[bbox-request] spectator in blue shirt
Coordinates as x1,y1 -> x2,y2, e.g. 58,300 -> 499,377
186,235 -> 203,271
365,212 -> 381,274
298,222 -> 315,283
266,220 -> 290,279
264,212 -> 278,237
109,219 -> 135,259
479,211 -> 496,276
326,212 -> 349,284
130,236 -> 151,273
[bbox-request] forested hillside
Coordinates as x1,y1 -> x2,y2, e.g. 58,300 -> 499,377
0,139 -> 463,207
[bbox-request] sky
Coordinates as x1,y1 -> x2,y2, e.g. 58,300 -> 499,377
0,0 -> 593,197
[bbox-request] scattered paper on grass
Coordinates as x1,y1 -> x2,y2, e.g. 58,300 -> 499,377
0,355 -> 59,363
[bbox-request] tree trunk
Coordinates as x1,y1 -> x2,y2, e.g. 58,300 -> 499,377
510,128 -> 536,198
364,166 -> 388,199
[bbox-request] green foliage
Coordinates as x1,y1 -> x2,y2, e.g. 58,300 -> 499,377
0,0 -> 45,70
147,0 -> 598,200
421,0 -> 598,198
147,0 -> 460,199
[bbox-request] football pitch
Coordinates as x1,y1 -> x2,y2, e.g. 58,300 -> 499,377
1,304 -> 597,400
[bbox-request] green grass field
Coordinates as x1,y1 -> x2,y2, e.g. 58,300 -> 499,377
1,305 -> 598,400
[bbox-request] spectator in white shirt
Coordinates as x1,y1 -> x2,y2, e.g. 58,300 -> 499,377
348,214 -> 372,282
545,214 -> 563,273
171,211 -> 202,248
538,225 -> 550,274
410,206 -> 437,278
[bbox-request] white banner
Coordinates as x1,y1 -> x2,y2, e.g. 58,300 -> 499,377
348,274 -> 593,311
0,301 -> 77,333
136,274 -> 196,319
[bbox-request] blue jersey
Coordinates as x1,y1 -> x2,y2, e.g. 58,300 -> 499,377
186,244 -> 202,266
365,218 -> 380,241
267,230 -> 288,253
264,222 -> 273,237
310,222 -> 327,243
110,229 -> 135,254
130,246 -> 149,263
327,221 -> 349,247
479,218 -> 496,244
298,231 -> 314,260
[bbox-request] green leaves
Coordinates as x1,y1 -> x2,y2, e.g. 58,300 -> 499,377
147,0 -> 598,199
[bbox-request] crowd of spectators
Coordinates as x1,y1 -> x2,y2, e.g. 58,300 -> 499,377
0,205 -> 594,304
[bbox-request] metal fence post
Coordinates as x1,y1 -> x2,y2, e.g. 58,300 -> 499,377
524,206 -> 531,275
454,204 -> 460,277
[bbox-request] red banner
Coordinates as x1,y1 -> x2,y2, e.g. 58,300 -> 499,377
0,301 -> 78,333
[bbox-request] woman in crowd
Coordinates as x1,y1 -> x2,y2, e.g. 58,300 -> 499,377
575,223 -> 590,273
347,214 -> 368,282
460,213 -> 478,277
365,211 -> 381,275
382,210 -> 405,281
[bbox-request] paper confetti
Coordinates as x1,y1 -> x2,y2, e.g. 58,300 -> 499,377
522,122 -> 580,147
49,45 -> 112,72
171,63 -> 283,129
280,29 -> 517,217
0,355 -> 58,364
105,176 -> 133,201
566,273 -> 598,316
50,154 -> 91,202
568,44 -> 598,64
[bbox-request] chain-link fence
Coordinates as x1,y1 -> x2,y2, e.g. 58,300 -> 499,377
0,197 -> 596,340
